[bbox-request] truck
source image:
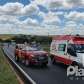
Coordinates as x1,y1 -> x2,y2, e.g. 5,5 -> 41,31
15,44 -> 48,66
50,35 -> 84,66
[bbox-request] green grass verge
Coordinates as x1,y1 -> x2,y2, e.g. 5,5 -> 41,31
0,48 -> 19,84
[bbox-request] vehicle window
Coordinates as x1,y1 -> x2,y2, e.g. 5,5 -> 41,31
58,44 -> 66,51
67,44 -> 77,57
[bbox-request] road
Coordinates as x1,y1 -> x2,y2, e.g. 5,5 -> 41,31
3,44 -> 84,84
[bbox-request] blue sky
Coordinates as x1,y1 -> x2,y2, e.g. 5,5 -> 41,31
0,0 -> 84,35
0,0 -> 30,5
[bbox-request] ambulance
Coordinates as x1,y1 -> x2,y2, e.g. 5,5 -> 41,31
50,35 -> 84,66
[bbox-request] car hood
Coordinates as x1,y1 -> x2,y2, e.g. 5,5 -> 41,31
27,50 -> 48,55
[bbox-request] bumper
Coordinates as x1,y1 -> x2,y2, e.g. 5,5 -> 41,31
30,58 -> 48,65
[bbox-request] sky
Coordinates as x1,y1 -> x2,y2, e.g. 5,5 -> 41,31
0,0 -> 84,35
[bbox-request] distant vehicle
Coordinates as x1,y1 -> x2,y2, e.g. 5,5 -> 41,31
50,35 -> 84,66
15,44 -> 48,66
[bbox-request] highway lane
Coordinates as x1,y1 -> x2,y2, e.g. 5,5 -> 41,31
3,45 -> 84,84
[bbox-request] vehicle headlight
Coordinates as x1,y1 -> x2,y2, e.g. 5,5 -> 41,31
30,55 -> 35,58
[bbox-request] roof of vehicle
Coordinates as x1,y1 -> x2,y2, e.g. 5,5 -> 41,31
53,35 -> 84,44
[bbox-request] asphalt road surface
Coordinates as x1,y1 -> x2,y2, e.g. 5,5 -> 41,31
3,44 -> 84,84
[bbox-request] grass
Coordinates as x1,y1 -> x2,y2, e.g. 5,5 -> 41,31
0,48 -> 19,84
0,35 -> 14,40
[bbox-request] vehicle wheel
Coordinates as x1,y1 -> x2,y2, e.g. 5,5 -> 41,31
15,55 -> 19,62
42,63 -> 47,67
52,58 -> 56,64
25,59 -> 30,66
21,59 -> 25,64
50,55 -> 54,60
21,56 -> 25,64
50,55 -> 56,64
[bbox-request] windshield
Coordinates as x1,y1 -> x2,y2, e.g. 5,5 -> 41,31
68,44 -> 84,52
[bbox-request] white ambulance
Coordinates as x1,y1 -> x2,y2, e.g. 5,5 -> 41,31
50,35 -> 84,66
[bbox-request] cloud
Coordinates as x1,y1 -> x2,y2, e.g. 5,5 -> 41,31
0,1 -> 83,35
64,0 -> 84,8
44,12 -> 60,23
38,11 -> 61,30
0,2 -> 24,15
32,0 -> 84,10
21,3 -> 39,16
64,21 -> 77,34
41,11 -> 61,26
0,2 -> 39,16
65,11 -> 84,21
65,21 -> 77,27
0,15 -> 19,24
49,0 -> 84,9
48,0 -> 63,10
22,18 -> 39,27
0,23 -> 22,34
32,0 -> 47,5
61,21 -> 84,35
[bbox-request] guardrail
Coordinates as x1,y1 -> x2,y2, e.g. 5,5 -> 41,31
2,47 -> 36,84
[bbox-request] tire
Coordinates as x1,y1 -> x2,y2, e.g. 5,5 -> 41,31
15,55 -> 19,62
42,62 -> 48,67
50,55 -> 54,60
52,58 -> 56,64
50,55 -> 56,64
21,56 -> 25,64
25,59 -> 30,66
21,58 -> 25,64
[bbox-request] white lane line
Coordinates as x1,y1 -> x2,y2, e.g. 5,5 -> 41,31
3,47 -> 36,84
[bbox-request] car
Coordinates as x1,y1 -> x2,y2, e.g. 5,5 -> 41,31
15,44 -> 48,66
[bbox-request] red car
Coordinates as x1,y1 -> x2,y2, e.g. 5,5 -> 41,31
15,45 -> 48,66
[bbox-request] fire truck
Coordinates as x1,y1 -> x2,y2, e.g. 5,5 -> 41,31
50,35 -> 84,66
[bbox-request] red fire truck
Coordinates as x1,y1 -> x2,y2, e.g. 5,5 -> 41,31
15,44 -> 48,66
50,35 -> 84,66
